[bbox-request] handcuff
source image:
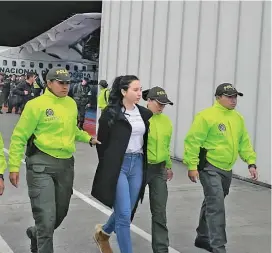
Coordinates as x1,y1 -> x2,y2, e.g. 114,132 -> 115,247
248,164 -> 257,169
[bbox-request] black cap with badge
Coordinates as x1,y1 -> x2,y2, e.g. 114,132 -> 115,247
46,67 -> 71,82
215,83 -> 243,97
143,86 -> 173,105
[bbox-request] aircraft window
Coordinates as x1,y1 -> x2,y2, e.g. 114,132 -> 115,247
3,60 -> 7,66
39,63 -> 43,69
74,65 -> 78,71
30,62 -> 34,68
48,64 -> 53,69
12,61 -> 16,67
21,61 -> 26,67
66,65 -> 70,70
82,66 -> 86,71
57,64 -> 61,67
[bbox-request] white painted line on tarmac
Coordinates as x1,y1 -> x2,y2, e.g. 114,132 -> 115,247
73,189 -> 181,253
0,234 -> 14,253
3,148 -> 181,253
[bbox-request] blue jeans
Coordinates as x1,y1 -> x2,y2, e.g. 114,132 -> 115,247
103,153 -> 143,253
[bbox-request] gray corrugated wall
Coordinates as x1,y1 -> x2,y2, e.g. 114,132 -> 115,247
98,1 -> 271,184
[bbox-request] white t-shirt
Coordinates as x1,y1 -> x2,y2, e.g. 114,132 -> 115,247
123,106 -> 145,153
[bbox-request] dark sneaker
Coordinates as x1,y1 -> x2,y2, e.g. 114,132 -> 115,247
195,238 -> 213,252
26,227 -> 38,253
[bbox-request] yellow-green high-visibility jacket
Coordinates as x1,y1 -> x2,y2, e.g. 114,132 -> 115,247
0,133 -> 7,174
8,88 -> 91,172
33,81 -> 40,89
183,101 -> 256,171
98,88 -> 109,110
147,113 -> 173,168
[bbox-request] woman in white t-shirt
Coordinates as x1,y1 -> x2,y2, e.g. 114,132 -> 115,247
92,75 -> 153,253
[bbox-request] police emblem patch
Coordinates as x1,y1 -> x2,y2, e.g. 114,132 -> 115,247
46,109 -> 54,117
218,123 -> 226,131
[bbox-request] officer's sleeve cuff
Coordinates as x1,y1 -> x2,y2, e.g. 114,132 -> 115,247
247,159 -> 256,165
188,165 -> 198,171
9,167 -> 20,173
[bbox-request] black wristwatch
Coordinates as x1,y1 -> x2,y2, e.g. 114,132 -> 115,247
0,174 -> 4,180
248,164 -> 257,169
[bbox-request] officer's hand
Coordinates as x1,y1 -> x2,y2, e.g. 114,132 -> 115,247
249,167 -> 258,180
90,138 -> 101,146
166,169 -> 173,181
188,170 -> 199,183
0,178 -> 4,195
9,172 -> 19,188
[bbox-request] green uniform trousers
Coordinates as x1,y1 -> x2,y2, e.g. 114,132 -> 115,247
25,150 -> 74,253
197,162 -> 232,253
147,163 -> 169,253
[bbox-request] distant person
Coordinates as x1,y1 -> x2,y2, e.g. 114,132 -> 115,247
8,67 -> 100,253
97,80 -> 109,111
0,73 -> 8,114
7,74 -> 20,114
33,75 -> 44,97
72,77 -> 92,130
183,83 -> 258,253
13,72 -> 35,113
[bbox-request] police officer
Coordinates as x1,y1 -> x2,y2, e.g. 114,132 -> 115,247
7,74 -> 20,114
97,80 -> 109,110
8,67 -> 100,253
73,77 -> 91,129
13,72 -> 35,113
143,87 -> 174,253
33,75 -> 44,97
0,74 -> 10,113
183,83 -> 258,253
0,132 -> 7,195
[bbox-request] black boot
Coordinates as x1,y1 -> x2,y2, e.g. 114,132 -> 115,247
26,226 -> 38,253
195,238 -> 213,252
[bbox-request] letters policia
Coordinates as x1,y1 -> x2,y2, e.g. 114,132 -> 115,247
3,67 -> 100,253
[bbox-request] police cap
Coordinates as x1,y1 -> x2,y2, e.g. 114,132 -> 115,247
215,83 -> 243,97
143,86 -> 173,105
46,67 -> 70,82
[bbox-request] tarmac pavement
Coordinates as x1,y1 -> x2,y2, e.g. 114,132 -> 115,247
0,112 -> 271,253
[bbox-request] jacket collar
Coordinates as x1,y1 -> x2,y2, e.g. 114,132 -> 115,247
213,100 -> 233,113
44,88 -> 66,100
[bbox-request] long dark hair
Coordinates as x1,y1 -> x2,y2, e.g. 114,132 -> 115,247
106,75 -> 139,127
